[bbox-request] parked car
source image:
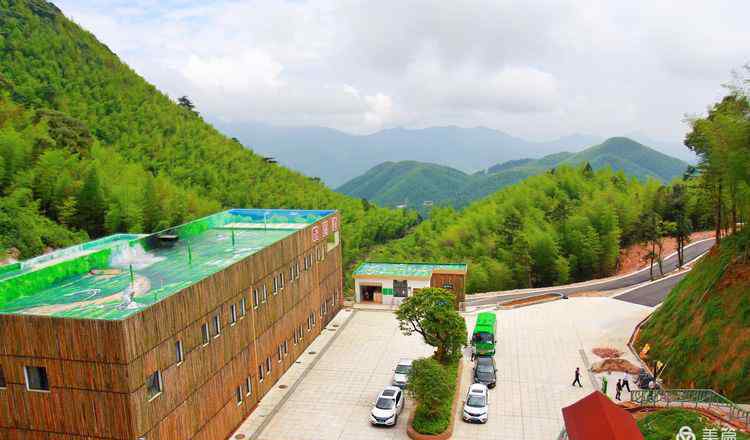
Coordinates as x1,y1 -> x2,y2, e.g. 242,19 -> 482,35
392,359 -> 413,388
462,383 -> 489,423
369,386 -> 405,426
473,355 -> 497,388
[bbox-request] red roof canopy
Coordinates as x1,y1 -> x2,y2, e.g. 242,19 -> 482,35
562,391 -> 644,440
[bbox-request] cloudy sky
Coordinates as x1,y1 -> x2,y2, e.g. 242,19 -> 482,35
57,0 -> 748,146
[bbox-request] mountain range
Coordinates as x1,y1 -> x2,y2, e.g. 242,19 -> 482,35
214,121 -> 606,187
215,121 -> 694,188
336,137 -> 689,214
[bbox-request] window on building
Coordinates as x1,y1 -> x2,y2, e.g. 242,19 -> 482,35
266,357 -> 272,375
258,365 -> 264,382
272,276 -> 278,294
277,345 -> 282,362
230,304 -> 237,325
262,285 -> 268,303
24,366 -> 49,392
296,262 -> 300,279
146,371 -> 162,401
442,282 -> 454,290
393,280 -> 409,298
245,377 -> 252,396
201,323 -> 210,346
253,289 -> 260,308
212,315 -> 221,338
175,340 -> 184,365
0,367 -> 6,388
280,272 -> 284,290
283,340 -> 288,355
240,297 -> 247,317
236,386 -> 243,405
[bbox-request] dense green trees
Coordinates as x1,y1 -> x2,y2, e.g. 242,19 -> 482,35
0,1 -> 419,278
685,75 -> 750,245
370,165 -> 714,293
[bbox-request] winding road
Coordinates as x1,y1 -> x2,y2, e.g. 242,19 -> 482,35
466,238 -> 715,308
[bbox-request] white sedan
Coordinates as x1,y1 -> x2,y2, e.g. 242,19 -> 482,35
462,383 -> 489,423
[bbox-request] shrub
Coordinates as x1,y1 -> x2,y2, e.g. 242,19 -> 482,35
408,357 -> 459,435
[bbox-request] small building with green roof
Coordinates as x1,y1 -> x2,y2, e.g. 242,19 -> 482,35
353,261 -> 467,306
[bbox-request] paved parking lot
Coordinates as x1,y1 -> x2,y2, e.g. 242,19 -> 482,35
453,297 -> 650,440
254,298 -> 650,440
257,310 -> 433,440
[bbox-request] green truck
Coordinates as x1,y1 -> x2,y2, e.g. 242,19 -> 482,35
471,312 -> 497,356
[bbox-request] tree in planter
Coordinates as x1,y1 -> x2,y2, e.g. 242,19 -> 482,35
396,288 -> 467,364
407,357 -> 453,420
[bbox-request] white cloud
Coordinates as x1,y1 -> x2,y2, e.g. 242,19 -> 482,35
56,0 -> 750,140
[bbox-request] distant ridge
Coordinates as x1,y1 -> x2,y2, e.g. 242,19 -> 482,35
214,120 -> 603,186
337,137 -> 689,214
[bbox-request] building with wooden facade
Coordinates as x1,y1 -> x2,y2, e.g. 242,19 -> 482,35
352,262 -> 467,307
0,209 -> 343,440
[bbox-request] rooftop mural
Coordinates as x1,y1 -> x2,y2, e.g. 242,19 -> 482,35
0,209 -> 334,320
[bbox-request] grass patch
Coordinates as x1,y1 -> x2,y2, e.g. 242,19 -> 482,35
638,409 -> 750,440
635,230 -> 750,401
412,359 -> 459,435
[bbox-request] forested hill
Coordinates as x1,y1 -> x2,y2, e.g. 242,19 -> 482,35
337,137 -> 689,214
366,164 -> 713,293
0,0 -> 419,272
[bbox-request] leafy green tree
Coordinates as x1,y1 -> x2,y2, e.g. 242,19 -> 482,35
396,288 -> 467,363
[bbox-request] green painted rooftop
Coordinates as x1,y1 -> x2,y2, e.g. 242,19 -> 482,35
0,209 -> 335,320
353,262 -> 468,278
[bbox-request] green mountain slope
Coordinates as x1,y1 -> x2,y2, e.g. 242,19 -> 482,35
337,138 -> 688,214
636,231 -> 750,402
337,161 -> 471,208
0,0 -> 418,276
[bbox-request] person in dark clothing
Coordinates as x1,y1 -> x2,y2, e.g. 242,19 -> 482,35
572,367 -> 583,387
615,379 -> 622,400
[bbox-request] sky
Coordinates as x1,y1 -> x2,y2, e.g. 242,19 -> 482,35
56,0 -> 749,146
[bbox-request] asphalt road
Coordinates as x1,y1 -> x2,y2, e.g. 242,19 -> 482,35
466,238 -> 715,308
613,272 -> 688,306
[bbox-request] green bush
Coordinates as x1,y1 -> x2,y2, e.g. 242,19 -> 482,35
409,357 -> 459,435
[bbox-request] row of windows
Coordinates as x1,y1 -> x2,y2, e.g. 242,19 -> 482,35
0,366 -> 49,392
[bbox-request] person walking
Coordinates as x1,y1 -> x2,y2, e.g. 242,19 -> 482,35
622,372 -> 631,393
470,345 -> 476,361
572,367 -> 583,387
615,379 -> 622,400
602,375 -> 608,395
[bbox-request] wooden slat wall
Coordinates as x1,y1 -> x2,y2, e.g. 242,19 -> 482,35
430,273 -> 467,305
0,314 -> 131,438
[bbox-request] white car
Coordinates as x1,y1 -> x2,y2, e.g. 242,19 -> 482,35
369,386 -> 405,426
392,359 -> 413,388
462,383 -> 489,423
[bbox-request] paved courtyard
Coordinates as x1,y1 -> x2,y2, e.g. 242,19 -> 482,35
252,298 -> 651,440
453,297 -> 651,440
256,309 -> 433,440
